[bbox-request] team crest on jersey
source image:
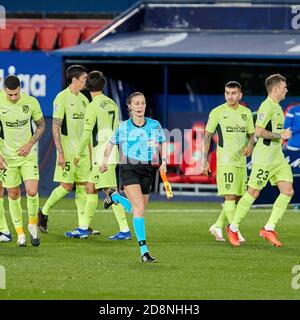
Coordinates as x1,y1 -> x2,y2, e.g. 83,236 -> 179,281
22,105 -> 29,114
257,180 -> 263,186
241,114 -> 247,121
277,123 -> 283,130
258,113 -> 265,121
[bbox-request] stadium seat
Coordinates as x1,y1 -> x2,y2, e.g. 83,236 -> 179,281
15,26 -> 36,50
60,26 -> 81,48
166,121 -> 217,185
37,26 -> 59,51
0,27 -> 14,50
82,26 -> 100,41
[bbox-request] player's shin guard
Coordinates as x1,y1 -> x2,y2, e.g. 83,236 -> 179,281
42,185 -> 69,215
215,208 -> 226,228
232,192 -> 255,228
0,198 -> 9,234
133,217 -> 148,256
27,194 -> 39,225
84,193 -> 98,228
9,197 -> 24,235
224,200 -> 236,224
266,193 -> 292,229
75,185 -> 87,227
112,204 -> 129,232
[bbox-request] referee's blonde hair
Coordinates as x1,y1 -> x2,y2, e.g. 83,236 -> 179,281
126,92 -> 144,105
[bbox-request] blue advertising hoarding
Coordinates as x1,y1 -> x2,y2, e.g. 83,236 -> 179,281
0,51 -> 62,117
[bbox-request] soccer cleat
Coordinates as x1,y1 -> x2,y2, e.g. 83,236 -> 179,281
28,224 -> 41,246
38,208 -> 48,233
259,228 -> 282,247
141,252 -> 157,263
88,227 -> 101,236
17,234 -> 27,247
238,231 -> 246,243
226,225 -> 240,246
0,232 -> 12,242
108,231 -> 132,240
209,224 -> 226,242
103,188 -> 118,209
64,227 -> 88,239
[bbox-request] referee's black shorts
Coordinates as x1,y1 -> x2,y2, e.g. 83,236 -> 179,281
119,163 -> 155,195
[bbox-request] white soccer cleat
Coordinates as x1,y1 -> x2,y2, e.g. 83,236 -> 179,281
17,234 -> 27,247
238,230 -> 246,243
0,232 -> 12,242
28,224 -> 41,246
209,224 -> 226,242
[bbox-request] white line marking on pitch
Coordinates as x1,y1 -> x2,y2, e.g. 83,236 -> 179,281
46,209 -> 298,213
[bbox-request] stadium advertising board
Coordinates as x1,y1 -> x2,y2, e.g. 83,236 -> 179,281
0,52 -> 62,117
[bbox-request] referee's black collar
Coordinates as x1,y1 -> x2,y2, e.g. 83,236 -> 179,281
131,118 -> 147,128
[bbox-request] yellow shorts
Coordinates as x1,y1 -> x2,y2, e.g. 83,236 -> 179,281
248,159 -> 293,190
3,153 -> 39,188
88,164 -> 117,190
54,154 -> 90,183
216,166 -> 247,196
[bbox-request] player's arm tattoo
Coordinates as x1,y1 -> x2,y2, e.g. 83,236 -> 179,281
52,117 -> 64,154
255,126 -> 281,140
204,130 -> 213,163
29,117 -> 45,145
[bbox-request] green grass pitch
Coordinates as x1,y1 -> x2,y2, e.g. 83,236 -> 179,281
0,198 -> 300,300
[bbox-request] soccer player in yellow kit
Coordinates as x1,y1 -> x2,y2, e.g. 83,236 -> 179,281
0,75 -> 45,246
227,74 -> 294,247
203,81 -> 255,242
65,70 -> 131,239
37,65 -> 100,235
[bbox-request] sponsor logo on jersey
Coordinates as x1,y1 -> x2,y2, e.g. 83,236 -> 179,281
6,119 -> 29,127
226,125 -> 246,133
73,112 -> 84,119
258,113 -> 265,121
147,139 -> 155,147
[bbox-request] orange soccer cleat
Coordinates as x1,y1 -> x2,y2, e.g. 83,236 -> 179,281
259,228 -> 282,247
226,225 -> 240,246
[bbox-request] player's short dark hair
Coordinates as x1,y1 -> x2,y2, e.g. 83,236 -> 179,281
265,74 -> 286,93
126,92 -> 145,105
66,65 -> 87,85
4,75 -> 20,90
86,71 -> 106,92
225,81 -> 242,91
